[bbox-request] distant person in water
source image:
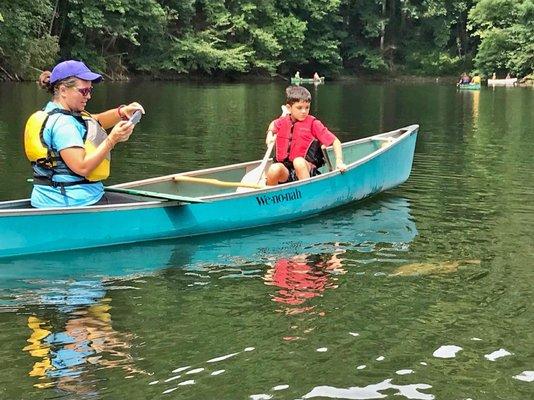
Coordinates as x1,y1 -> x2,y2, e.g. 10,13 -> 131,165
471,73 -> 481,84
264,85 -> 346,186
458,72 -> 471,84
294,71 -> 300,79
313,72 -> 320,81
25,60 -> 145,208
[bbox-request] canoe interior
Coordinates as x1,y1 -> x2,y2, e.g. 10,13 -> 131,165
120,129 -> 407,199
0,127 -> 411,210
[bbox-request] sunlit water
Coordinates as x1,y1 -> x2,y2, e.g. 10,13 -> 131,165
0,81 -> 532,399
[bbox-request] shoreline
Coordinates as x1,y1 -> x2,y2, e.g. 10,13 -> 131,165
1,72 -> 531,86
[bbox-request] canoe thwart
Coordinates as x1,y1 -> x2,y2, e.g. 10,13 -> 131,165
174,175 -> 264,189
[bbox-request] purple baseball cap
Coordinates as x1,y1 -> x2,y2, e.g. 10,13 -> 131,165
50,60 -> 102,84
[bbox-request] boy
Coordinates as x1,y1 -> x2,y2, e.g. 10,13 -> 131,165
265,85 -> 346,186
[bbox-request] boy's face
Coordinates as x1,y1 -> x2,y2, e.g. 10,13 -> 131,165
287,100 -> 310,121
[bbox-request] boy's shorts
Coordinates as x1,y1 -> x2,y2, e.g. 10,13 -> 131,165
281,160 -> 321,183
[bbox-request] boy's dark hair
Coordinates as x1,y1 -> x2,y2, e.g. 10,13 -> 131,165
286,85 -> 312,105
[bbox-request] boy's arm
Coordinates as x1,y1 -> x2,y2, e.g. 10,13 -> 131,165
331,138 -> 347,172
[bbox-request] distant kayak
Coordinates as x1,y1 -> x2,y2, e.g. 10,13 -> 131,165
488,78 -> 517,86
291,77 -> 325,84
457,83 -> 481,90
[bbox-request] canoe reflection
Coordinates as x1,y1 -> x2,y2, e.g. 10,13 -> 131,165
0,194 -> 417,289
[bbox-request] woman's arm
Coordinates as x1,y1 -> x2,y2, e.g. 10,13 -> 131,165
93,102 -> 145,130
60,121 -> 134,177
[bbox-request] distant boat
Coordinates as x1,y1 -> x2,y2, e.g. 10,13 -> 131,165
0,125 -> 418,258
291,76 -> 325,84
457,83 -> 481,90
488,78 -> 517,86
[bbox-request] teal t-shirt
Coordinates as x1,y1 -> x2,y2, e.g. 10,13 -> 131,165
30,102 -> 104,208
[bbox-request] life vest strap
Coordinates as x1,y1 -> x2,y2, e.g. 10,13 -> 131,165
32,176 -> 93,188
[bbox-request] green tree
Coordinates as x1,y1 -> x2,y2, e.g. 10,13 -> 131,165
469,0 -> 534,77
0,0 -> 59,80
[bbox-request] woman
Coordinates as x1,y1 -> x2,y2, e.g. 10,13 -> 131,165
25,60 -> 144,208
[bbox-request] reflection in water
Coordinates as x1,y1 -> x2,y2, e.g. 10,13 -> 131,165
264,251 -> 345,314
390,259 -> 481,277
0,195 -> 417,292
6,195 -> 417,395
22,284 -> 145,395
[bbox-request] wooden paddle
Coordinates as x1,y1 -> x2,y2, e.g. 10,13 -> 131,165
174,175 -> 263,189
239,139 -> 275,187
238,105 -> 288,188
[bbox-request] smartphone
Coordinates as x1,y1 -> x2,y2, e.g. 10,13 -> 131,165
128,110 -> 142,125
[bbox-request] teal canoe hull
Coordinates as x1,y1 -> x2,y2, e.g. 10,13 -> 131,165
291,77 -> 324,84
0,195 -> 417,288
0,125 -> 418,258
457,83 -> 481,90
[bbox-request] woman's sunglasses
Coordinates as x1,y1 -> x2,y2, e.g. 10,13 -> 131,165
75,87 -> 93,96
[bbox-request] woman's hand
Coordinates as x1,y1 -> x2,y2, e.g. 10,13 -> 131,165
120,102 -> 145,119
108,120 -> 135,145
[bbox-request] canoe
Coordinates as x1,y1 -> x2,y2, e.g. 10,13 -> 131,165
487,78 -> 517,86
291,77 -> 325,84
0,196 -> 417,290
457,83 -> 481,90
0,125 -> 418,258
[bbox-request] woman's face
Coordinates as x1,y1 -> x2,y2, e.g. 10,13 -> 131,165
58,78 -> 93,112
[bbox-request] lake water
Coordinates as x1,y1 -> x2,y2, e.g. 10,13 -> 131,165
0,81 -> 533,399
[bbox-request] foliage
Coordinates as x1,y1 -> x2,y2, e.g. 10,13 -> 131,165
468,0 -> 534,77
0,0 -> 59,79
0,0 -> 531,79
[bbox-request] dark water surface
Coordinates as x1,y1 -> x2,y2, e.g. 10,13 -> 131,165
0,81 -> 533,399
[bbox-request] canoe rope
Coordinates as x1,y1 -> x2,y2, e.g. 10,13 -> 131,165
174,175 -> 264,189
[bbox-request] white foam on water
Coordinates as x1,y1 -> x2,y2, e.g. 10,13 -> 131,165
513,371 -> 534,382
302,379 -> 434,399
244,347 -> 255,352
186,368 -> 205,375
376,356 -> 385,361
148,380 -> 159,385
272,384 -> 289,391
211,370 -> 225,376
172,366 -> 191,373
250,394 -> 273,400
356,365 -> 366,370
178,379 -> 195,386
316,347 -> 328,352
420,362 -> 428,366
164,375 -> 181,383
396,369 -> 414,375
433,345 -> 463,358
471,337 -> 482,341
349,332 -> 360,337
207,352 -> 239,363
162,387 -> 177,394
484,348 -> 512,361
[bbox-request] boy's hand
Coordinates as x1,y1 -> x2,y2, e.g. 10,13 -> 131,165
266,130 -> 276,146
336,161 -> 347,172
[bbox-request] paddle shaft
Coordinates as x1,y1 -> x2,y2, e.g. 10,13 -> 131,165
105,187 -> 205,203
255,139 -> 276,184
174,175 -> 264,189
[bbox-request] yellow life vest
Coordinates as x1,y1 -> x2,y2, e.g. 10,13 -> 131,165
24,108 -> 110,182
